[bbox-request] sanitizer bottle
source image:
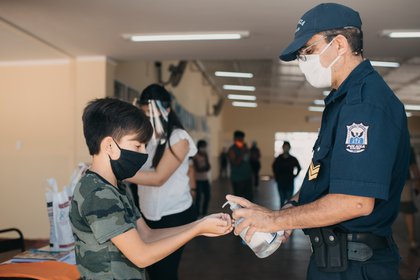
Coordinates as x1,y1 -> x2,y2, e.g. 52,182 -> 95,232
223,201 -> 284,258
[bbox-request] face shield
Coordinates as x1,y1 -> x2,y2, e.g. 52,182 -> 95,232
145,99 -> 169,145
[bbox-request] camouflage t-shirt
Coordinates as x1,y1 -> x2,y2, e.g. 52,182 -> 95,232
69,170 -> 145,280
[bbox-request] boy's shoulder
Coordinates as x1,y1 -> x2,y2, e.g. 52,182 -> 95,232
75,171 -> 116,201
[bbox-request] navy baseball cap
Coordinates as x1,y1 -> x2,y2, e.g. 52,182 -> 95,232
279,3 -> 362,61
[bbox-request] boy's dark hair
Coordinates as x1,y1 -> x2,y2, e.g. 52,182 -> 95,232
137,84 -> 185,168
197,140 -> 207,149
233,130 -> 245,139
82,98 -> 153,155
283,141 -> 291,148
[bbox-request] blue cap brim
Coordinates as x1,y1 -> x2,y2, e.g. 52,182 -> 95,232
279,32 -> 315,61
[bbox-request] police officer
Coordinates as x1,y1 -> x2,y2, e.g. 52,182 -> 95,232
227,3 -> 410,279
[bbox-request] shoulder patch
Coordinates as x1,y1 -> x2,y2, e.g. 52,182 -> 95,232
345,123 -> 369,153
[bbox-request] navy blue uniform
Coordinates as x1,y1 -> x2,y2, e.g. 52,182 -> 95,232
299,60 -> 411,279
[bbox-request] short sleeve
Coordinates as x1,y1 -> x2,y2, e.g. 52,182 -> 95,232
169,129 -> 197,157
330,103 -> 401,200
81,188 -> 135,244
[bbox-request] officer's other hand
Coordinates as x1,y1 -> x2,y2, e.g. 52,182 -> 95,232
226,194 -> 254,208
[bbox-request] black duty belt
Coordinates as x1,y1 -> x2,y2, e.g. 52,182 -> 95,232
308,228 -> 391,271
346,233 -> 389,250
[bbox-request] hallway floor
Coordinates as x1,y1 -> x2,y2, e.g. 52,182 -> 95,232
179,178 -> 420,280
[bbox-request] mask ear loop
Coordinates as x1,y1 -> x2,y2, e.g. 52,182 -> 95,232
108,138 -> 121,160
320,37 -> 342,69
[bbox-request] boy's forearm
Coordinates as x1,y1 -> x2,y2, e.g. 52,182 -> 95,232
143,221 -> 199,243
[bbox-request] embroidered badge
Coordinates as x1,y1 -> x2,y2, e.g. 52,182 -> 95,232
308,161 -> 320,181
345,123 -> 369,153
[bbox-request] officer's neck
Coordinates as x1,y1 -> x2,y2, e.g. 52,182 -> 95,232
331,55 -> 363,90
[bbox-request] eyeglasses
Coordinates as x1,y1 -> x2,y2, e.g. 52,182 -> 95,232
297,35 -> 328,61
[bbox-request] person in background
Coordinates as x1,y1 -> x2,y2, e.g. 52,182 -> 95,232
219,147 -> 228,179
70,98 -> 232,280
127,84 -> 198,280
193,139 -> 212,217
400,146 -> 420,254
228,130 -> 253,202
250,141 -> 262,187
272,141 -> 301,207
228,3 -> 410,279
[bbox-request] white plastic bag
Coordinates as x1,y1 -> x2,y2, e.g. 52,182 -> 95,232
45,163 -> 89,251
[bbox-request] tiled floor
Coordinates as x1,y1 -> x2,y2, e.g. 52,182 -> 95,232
179,178 -> 420,280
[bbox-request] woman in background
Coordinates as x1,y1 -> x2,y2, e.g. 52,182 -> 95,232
127,84 -> 197,280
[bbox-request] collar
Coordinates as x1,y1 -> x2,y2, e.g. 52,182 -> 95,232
324,59 -> 375,106
86,170 -> 125,193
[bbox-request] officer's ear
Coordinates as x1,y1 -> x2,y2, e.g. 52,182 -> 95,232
334,34 -> 349,56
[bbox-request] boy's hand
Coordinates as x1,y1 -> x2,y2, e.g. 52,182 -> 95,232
197,213 -> 233,237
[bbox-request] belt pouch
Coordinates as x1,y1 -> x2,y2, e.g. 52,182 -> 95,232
320,228 -> 348,272
308,228 -> 327,268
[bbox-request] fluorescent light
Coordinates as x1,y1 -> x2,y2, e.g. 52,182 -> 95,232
313,99 -> 325,105
323,90 -> 330,96
223,85 -> 256,91
382,30 -> 420,38
215,71 -> 254,78
124,31 -> 249,42
232,101 -> 258,108
227,94 -> 256,101
405,104 -> 420,111
308,106 -> 325,112
370,60 -> 400,68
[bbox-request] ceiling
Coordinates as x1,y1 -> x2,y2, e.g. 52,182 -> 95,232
1,0 -> 419,110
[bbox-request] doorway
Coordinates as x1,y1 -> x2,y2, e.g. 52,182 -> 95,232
274,132 -> 318,194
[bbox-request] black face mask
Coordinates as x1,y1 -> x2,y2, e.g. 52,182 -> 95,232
109,140 -> 148,181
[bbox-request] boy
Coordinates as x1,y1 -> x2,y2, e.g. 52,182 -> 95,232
70,98 -> 232,279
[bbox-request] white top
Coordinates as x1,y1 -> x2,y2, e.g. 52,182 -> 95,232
138,129 -> 197,221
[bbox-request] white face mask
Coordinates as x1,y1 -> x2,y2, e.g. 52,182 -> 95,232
298,38 -> 341,88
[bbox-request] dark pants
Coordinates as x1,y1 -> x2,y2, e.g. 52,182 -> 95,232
250,160 -> 261,187
276,180 -> 294,208
306,237 -> 400,280
195,180 -> 211,216
232,179 -> 253,202
143,205 -> 197,280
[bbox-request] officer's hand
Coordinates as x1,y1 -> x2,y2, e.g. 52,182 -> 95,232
226,195 -> 276,243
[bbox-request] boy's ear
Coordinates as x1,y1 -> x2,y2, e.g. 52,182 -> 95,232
102,136 -> 114,154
